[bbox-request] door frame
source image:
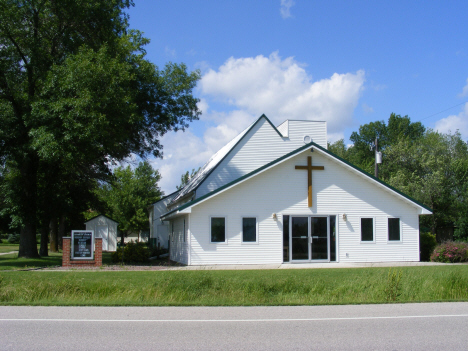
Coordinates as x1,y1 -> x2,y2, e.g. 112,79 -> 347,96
289,215 -> 332,263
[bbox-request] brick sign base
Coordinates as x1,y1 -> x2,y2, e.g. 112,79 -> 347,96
62,237 -> 103,268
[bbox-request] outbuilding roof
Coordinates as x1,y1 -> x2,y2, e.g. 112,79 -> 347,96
84,214 -> 119,224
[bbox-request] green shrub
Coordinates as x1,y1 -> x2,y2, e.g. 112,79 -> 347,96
111,241 -> 149,264
7,234 -> 20,244
430,241 -> 468,263
148,247 -> 168,258
420,232 -> 437,261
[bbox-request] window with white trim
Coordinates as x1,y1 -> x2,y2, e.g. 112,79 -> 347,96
388,218 -> 400,241
361,218 -> 374,242
242,217 -> 257,242
211,217 -> 226,243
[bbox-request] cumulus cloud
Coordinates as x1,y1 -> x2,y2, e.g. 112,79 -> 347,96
280,0 -> 295,19
459,77 -> 468,97
156,52 -> 365,193
200,52 -> 365,135
152,110 -> 255,193
435,102 -> 468,139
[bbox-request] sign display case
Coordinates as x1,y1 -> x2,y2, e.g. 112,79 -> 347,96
71,230 -> 94,260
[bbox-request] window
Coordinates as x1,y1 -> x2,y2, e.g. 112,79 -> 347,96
211,217 -> 226,243
361,218 -> 374,242
388,218 -> 400,241
242,217 -> 257,242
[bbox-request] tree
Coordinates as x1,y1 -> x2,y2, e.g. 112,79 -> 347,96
98,161 -> 163,244
0,1 -> 200,257
176,167 -> 200,190
385,131 -> 468,236
329,113 -> 425,175
327,139 -> 347,159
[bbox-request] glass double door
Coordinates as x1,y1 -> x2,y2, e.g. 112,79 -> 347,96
291,216 -> 330,262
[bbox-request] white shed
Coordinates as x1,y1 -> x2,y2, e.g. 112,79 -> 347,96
84,215 -> 119,252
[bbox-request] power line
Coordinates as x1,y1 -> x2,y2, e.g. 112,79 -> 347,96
417,101 -> 467,122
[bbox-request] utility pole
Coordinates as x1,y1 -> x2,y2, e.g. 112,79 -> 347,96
375,138 -> 379,178
374,138 -> 382,178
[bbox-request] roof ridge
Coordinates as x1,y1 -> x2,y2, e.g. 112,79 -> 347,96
161,141 -> 432,219
169,114 -> 284,205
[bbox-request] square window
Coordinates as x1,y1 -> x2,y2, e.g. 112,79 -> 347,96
242,218 -> 257,242
361,218 -> 374,241
211,217 -> 225,242
388,218 -> 400,241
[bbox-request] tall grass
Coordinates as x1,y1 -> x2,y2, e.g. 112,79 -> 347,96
0,266 -> 467,306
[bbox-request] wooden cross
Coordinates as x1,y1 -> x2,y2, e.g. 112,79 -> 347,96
295,156 -> 324,207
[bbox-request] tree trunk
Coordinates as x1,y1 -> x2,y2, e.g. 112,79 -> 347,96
58,215 -> 66,250
18,222 -> 40,258
17,154 -> 40,258
49,218 -> 58,252
39,223 -> 49,257
120,230 -> 125,246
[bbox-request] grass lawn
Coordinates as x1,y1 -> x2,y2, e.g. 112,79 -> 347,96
0,265 -> 467,306
0,251 -> 117,270
0,243 -> 19,253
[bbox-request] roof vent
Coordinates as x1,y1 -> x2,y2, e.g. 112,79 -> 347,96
303,135 -> 311,144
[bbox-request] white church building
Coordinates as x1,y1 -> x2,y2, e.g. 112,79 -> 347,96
149,115 -> 432,265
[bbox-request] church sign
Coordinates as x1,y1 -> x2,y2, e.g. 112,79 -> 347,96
71,230 -> 94,260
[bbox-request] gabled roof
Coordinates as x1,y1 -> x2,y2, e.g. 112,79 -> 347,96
84,214 -> 119,224
161,141 -> 432,220
169,114 -> 284,205
149,189 -> 180,207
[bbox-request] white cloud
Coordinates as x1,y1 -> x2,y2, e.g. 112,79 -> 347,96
435,102 -> 468,139
200,52 -> 365,135
155,52 -> 365,193
459,77 -> 468,97
280,0 -> 295,19
327,132 -> 345,143
197,98 -> 209,116
152,110 -> 255,193
362,103 -> 374,114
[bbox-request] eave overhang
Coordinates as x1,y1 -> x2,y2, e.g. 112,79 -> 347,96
160,141 -> 433,220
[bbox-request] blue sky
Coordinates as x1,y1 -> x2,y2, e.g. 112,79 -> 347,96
126,0 -> 468,193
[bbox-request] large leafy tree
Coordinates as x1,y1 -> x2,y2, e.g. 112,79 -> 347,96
342,113 -> 425,174
0,1 -> 200,257
385,131 -> 468,237
98,161 -> 163,244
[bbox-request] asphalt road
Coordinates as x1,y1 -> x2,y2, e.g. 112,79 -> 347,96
1,302 -> 468,350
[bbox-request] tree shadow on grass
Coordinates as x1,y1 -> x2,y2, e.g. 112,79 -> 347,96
0,252 -> 63,270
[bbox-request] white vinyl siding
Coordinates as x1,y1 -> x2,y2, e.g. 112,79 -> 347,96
197,118 -> 328,198
287,120 -> 327,150
186,148 -> 421,265
151,192 -> 178,249
85,215 -> 118,252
